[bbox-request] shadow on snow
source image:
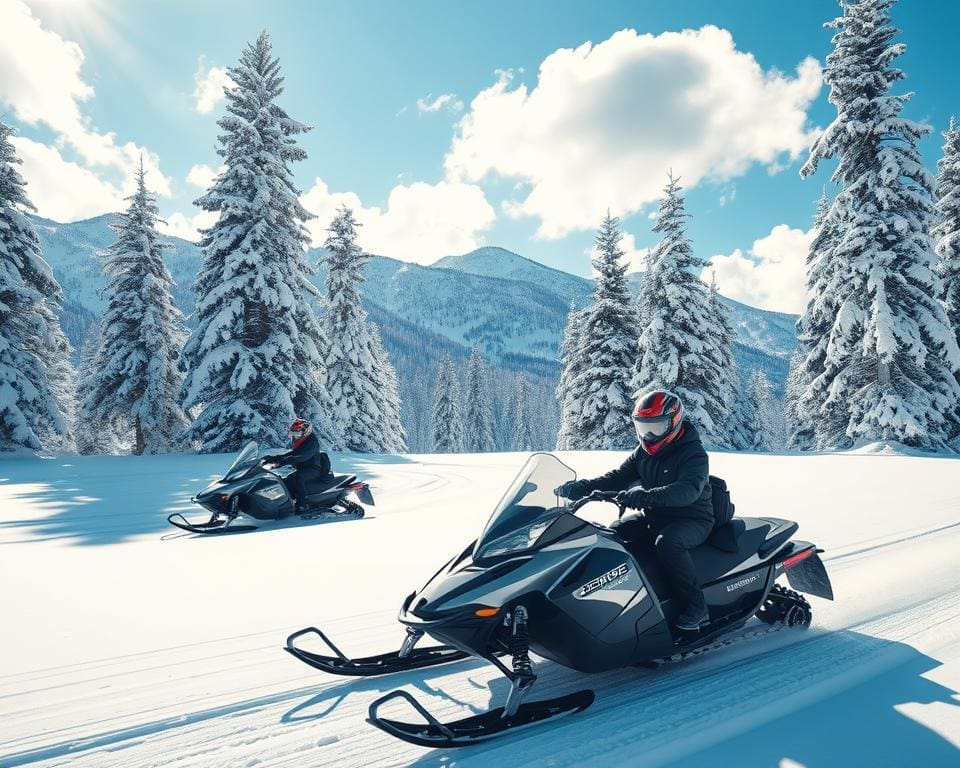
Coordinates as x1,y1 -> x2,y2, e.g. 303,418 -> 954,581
380,629 -> 960,767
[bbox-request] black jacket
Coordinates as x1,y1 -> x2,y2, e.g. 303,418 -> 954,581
273,432 -> 331,476
585,420 -> 713,524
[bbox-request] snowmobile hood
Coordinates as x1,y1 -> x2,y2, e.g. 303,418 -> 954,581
402,521 -> 600,623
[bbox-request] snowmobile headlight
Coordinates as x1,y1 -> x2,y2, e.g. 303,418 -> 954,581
477,520 -> 552,559
256,484 -> 286,501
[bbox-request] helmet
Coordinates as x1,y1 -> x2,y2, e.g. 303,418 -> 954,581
288,418 -> 313,445
632,390 -> 684,455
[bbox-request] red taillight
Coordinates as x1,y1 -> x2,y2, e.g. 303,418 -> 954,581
782,548 -> 814,569
347,483 -> 365,491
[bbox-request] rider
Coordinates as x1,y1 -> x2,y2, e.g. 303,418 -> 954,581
262,419 -> 332,513
557,390 -> 714,631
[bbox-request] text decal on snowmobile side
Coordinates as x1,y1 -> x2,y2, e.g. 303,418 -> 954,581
577,562 -> 630,597
725,573 -> 760,593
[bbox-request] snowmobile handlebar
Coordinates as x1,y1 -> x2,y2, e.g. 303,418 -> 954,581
568,490 -> 629,519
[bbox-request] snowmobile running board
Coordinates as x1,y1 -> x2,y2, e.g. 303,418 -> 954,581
166,513 -> 258,535
284,627 -> 470,677
366,688 -> 595,747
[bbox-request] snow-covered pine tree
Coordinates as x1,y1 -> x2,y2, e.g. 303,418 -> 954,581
633,176 -> 727,446
933,116 -> 960,442
431,355 -> 464,452
747,369 -> 784,451
555,303 -> 586,450
783,349 -> 807,450
321,205 -> 406,453
0,121 -> 75,454
82,163 -> 189,454
789,193 -> 845,449
567,212 -> 637,450
634,251 -> 655,334
706,270 -> 751,449
512,373 -> 536,451
35,307 -> 76,454
76,324 -> 109,454
182,32 -> 336,453
369,327 -> 407,453
801,0 -> 960,451
464,347 -> 495,452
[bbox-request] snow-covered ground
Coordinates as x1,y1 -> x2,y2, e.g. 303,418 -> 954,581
2,450 -> 959,767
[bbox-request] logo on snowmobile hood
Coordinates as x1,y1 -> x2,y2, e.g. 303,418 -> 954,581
577,562 -> 630,598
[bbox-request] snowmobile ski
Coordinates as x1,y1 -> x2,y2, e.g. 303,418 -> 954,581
166,512 -> 258,534
284,626 -> 469,677
366,688 -> 595,748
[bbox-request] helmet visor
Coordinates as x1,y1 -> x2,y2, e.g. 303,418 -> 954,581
633,415 -> 673,443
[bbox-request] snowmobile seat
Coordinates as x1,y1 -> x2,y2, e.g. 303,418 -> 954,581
304,474 -> 355,496
757,517 -> 799,558
689,517 -> 773,582
707,518 -> 746,553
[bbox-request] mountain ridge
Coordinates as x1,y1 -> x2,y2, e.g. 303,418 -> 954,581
31,214 -> 797,395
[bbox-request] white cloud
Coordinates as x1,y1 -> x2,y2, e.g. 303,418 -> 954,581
0,0 -> 170,219
193,58 -> 234,114
301,178 -> 496,264
185,163 -> 225,189
158,209 -> 218,242
708,224 -> 813,313
11,137 -> 124,221
416,93 -> 464,114
446,27 -> 822,238
588,231 -> 649,276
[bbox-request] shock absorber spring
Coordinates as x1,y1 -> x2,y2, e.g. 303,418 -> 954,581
509,605 -> 533,677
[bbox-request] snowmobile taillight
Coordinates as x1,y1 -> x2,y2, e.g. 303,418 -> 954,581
220,493 -> 231,502
474,607 -> 499,618
347,483 -> 365,490
781,548 -> 814,569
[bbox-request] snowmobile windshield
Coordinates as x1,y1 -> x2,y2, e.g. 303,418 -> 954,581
474,453 -> 575,560
223,442 -> 259,481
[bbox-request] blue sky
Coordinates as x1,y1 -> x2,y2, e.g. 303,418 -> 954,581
3,0 -> 959,313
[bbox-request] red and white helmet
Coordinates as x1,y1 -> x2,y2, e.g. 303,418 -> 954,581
288,418 -> 313,445
632,390 -> 684,455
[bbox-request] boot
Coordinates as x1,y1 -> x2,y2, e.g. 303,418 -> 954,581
675,598 -> 709,631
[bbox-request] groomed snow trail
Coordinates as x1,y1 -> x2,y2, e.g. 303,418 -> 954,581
2,450 -> 959,767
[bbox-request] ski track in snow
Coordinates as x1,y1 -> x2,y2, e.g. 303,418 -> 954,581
2,451 -> 959,767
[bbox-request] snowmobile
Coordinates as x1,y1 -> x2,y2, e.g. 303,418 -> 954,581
284,452 -> 833,747
167,441 -> 374,535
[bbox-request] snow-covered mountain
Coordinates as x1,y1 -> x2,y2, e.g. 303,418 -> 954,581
435,246 -> 591,300
33,215 -> 797,394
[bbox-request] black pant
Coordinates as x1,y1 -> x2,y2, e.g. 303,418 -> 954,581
611,513 -> 713,608
288,467 -> 326,508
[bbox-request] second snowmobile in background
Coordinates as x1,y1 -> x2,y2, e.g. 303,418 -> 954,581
167,441 -> 374,535
284,452 -> 833,747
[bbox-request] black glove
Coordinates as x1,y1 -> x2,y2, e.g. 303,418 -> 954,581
555,479 -> 592,501
616,487 -> 650,510
262,454 -> 283,465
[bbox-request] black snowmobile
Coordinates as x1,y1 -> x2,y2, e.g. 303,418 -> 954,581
168,441 -> 374,535
284,453 -> 832,747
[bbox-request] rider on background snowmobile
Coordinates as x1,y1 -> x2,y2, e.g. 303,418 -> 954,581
557,390 -> 714,631
262,419 -> 333,513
